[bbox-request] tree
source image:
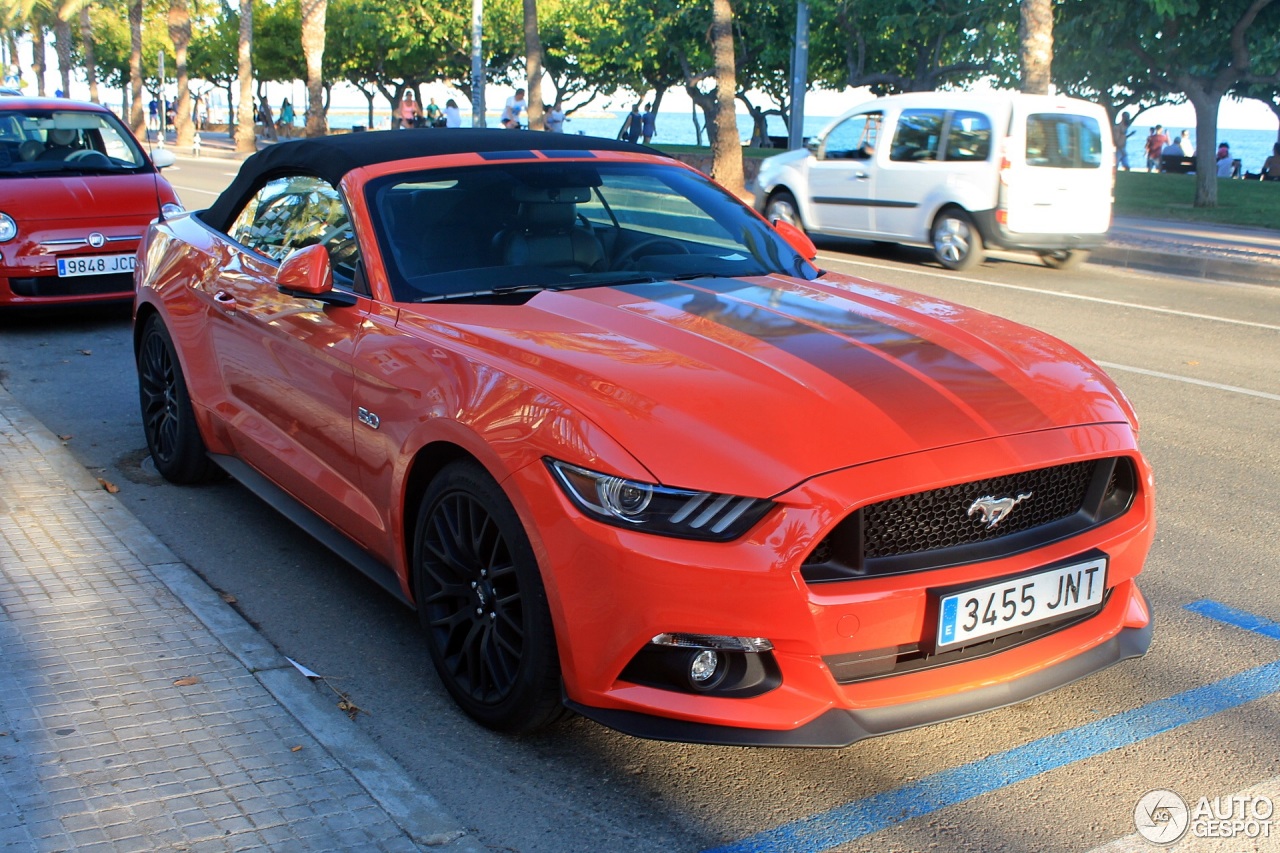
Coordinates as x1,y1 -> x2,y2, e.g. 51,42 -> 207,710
236,0 -> 254,153
129,0 -> 144,136
168,0 -> 194,146
523,0 -> 543,129
300,0 -> 326,135
1019,0 -> 1052,94
709,0 -> 743,194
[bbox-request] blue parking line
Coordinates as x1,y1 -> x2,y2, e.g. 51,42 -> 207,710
705,601 -> 1280,853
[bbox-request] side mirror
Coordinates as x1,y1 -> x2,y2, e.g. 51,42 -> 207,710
151,149 -> 177,169
276,244 -> 356,306
772,219 -> 817,262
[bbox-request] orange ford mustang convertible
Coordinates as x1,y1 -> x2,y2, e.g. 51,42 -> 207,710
134,130 -> 1153,747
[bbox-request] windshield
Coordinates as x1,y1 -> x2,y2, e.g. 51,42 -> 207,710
0,107 -> 151,175
368,160 -> 820,303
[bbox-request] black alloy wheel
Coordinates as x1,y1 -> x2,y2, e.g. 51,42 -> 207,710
137,314 -> 217,484
413,461 -> 563,733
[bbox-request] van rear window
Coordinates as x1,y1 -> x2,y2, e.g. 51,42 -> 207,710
1025,114 -> 1103,169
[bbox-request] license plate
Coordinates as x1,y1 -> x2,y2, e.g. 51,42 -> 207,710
57,253 -> 136,277
936,556 -> 1107,651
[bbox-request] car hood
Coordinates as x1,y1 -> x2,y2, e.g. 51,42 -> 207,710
405,273 -> 1133,497
2,172 -> 168,221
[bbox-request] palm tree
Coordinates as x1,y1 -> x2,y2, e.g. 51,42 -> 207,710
235,0 -> 254,153
1019,0 -> 1053,94
300,0 -> 326,136
78,5 -> 99,102
169,0 -> 194,146
523,0 -> 543,130
709,0 -> 744,195
129,0 -> 144,136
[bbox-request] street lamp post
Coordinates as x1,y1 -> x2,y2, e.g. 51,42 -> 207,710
471,0 -> 486,127
788,0 -> 809,151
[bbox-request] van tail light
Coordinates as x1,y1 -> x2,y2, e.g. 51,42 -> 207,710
996,208 -> 1008,226
999,153 -> 1012,186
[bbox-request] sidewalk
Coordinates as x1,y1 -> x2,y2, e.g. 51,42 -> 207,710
170,129 -> 1279,287
0,384 -> 483,851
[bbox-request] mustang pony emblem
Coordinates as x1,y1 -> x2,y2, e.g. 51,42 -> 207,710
967,492 -> 1033,529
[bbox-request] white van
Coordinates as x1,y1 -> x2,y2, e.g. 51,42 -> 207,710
753,91 -> 1114,270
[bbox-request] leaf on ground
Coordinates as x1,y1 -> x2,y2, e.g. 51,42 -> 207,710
58,434 -> 73,442
220,592 -> 238,604
172,676 -> 201,687
1185,360 -> 1200,366
97,478 -> 120,493
291,745 -> 303,752
78,349 -> 92,356
337,699 -> 363,720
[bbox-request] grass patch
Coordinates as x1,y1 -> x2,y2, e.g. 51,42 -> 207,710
1107,172 -> 1279,230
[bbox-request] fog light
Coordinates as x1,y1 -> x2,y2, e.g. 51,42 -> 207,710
690,649 -> 719,682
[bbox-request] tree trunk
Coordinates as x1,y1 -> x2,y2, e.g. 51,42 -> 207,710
301,0 -> 328,137
1019,0 -> 1053,95
236,0 -> 256,154
128,0 -> 145,138
523,0 -> 544,130
169,0 -> 194,147
1189,93 -> 1222,208
54,19 -> 72,97
79,7 -> 100,103
32,27 -> 46,97
709,0 -> 744,195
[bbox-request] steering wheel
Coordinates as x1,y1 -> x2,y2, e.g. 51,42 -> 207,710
66,150 -> 111,167
615,236 -> 690,266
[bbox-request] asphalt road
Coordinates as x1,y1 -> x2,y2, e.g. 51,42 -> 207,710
1,155 -> 1277,852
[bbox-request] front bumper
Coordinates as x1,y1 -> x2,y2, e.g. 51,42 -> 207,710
505,423 -> 1154,745
569,607 -> 1152,747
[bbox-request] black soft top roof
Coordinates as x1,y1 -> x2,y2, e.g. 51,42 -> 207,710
202,128 -> 662,231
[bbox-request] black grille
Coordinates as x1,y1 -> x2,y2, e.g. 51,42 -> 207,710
8,273 -> 134,298
864,461 -> 1094,558
802,457 -> 1136,582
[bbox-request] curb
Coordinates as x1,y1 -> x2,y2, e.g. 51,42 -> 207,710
1,384 -> 484,853
1090,244 -> 1279,287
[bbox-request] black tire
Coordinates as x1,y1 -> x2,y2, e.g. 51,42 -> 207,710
931,209 -> 984,271
137,314 -> 218,484
1038,249 -> 1089,270
412,460 -> 564,733
764,190 -> 804,231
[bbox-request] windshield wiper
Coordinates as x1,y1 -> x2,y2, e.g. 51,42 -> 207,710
417,283 -> 553,303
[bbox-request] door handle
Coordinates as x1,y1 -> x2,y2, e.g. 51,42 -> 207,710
853,171 -> 870,180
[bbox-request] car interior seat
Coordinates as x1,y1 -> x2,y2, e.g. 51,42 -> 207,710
39,127 -> 79,160
496,187 -> 604,274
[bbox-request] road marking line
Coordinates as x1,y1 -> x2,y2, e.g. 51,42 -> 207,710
1097,362 -> 1280,402
817,255 -> 1280,331
705,602 -> 1280,853
171,184 -> 220,196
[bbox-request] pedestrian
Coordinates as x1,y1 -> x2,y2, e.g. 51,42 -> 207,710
501,88 -> 526,129
1177,129 -> 1194,157
398,91 -> 420,129
641,103 -> 656,145
257,99 -> 276,141
444,98 -> 462,128
148,98 -> 159,131
623,103 -> 642,144
1144,125 -> 1168,172
544,101 -> 566,133
425,97 -> 443,127
1114,110 -> 1133,171
278,98 -> 295,136
1216,142 -> 1235,178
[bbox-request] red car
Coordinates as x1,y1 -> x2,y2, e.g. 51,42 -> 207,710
134,130 -> 1153,746
0,96 -> 180,306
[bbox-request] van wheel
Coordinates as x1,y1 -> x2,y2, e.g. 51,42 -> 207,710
765,190 -> 804,231
931,210 -> 983,271
1039,249 -> 1089,270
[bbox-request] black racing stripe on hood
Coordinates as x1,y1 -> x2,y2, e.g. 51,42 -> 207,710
622,279 -> 1056,439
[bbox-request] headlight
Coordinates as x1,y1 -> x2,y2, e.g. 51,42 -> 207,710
161,202 -> 185,219
546,459 -> 774,541
0,213 -> 16,242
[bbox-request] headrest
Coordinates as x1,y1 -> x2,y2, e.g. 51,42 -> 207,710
518,202 -> 576,230
511,186 -> 591,204
19,139 -> 43,161
47,128 -> 77,147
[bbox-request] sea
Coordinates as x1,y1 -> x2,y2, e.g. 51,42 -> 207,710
324,108 -> 1279,173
